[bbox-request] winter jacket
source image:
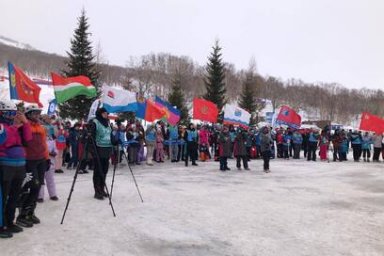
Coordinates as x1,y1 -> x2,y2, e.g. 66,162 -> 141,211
168,126 -> 179,141
198,129 -> 210,145
308,132 -> 319,143
339,138 -> 349,153
145,128 -> 156,144
218,132 -> 232,157
362,135 -> 372,150
233,132 -> 248,157
55,128 -> 68,150
0,122 -> 32,166
25,122 -> 49,160
260,133 -> 273,152
185,129 -> 198,143
283,134 -> 291,147
292,132 -> 303,144
372,134 -> 382,148
350,134 -> 362,145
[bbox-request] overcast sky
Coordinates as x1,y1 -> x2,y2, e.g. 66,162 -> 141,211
1,0 -> 383,89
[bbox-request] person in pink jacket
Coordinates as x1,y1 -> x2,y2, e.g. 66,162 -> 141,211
198,125 -> 210,161
0,100 -> 32,238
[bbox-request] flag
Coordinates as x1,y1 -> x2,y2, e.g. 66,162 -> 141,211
135,98 -> 147,119
145,100 -> 166,122
87,99 -> 101,122
275,105 -> 301,129
193,98 -> 218,123
359,112 -> 384,133
8,62 -> 43,107
154,96 -> 180,125
51,73 -> 97,104
47,99 -> 57,116
223,104 -> 251,128
101,85 -> 138,113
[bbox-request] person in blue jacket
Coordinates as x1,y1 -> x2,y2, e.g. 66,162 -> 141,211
282,130 -> 291,159
339,132 -> 349,161
350,131 -> 362,161
307,129 -> 320,161
292,130 -> 303,159
361,132 -> 372,162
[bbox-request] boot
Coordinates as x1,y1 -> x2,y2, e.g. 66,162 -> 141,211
0,228 -> 13,238
16,215 -> 33,228
7,224 -> 23,233
27,213 -> 40,224
94,186 -> 104,200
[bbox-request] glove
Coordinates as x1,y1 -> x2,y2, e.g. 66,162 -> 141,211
22,172 -> 33,187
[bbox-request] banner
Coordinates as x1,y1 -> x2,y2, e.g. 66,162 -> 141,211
87,99 -> 101,122
275,105 -> 301,129
47,99 -> 57,116
359,112 -> 384,133
193,98 -> 218,123
223,104 -> 251,127
101,85 -> 138,113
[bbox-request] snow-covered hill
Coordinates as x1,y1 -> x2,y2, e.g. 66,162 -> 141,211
0,35 -> 35,50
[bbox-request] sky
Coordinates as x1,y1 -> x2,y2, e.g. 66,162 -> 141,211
1,0 -> 384,89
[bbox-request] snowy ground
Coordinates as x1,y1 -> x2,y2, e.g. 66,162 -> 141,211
2,156 -> 384,256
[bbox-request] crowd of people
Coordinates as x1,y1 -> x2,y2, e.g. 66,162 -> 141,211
1,99 -> 383,239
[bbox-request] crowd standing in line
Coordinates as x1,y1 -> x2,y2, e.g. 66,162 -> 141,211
1,99 -> 383,238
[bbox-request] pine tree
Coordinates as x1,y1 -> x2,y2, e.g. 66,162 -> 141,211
204,40 -> 226,113
168,72 -> 189,125
239,71 -> 257,122
58,9 -> 100,120
238,59 -> 265,125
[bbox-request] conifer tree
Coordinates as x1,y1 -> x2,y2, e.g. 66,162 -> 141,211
168,72 -> 189,125
238,59 -> 264,125
239,71 -> 257,123
59,9 -> 100,120
204,40 -> 226,112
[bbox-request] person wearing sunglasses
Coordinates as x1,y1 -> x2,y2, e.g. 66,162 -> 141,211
0,100 -> 32,238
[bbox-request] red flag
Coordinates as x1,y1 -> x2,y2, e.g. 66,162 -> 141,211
276,105 -> 301,129
8,62 -> 42,107
193,98 -> 218,123
359,112 -> 384,133
145,100 -> 166,122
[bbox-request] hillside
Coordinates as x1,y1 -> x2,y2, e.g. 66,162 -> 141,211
1,37 -> 383,124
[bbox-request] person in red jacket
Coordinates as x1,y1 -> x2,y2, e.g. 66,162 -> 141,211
16,104 -> 48,228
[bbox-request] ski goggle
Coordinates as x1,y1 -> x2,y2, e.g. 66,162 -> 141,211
2,110 -> 17,117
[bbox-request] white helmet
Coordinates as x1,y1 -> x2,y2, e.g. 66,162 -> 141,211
0,99 -> 17,111
25,103 -> 42,114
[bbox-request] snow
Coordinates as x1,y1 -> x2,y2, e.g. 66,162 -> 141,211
2,156 -> 384,256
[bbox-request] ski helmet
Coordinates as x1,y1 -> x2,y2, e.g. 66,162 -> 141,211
0,99 -> 17,111
25,103 -> 42,114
